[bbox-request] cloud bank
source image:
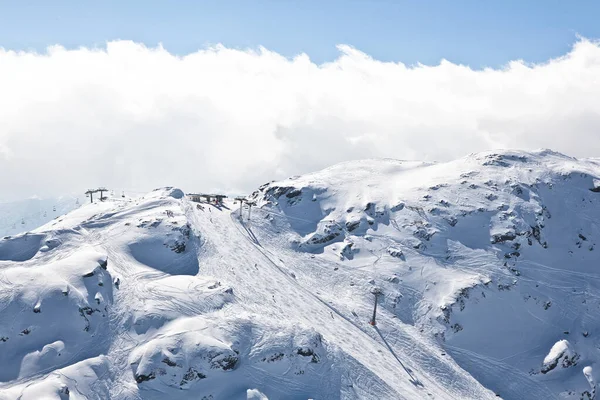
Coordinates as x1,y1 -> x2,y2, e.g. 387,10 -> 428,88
1,39 -> 600,199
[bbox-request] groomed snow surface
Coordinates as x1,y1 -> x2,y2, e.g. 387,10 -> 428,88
1,150 -> 600,399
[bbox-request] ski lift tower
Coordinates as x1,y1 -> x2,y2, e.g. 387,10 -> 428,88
97,187 -> 108,201
85,189 -> 96,203
234,197 -> 246,218
246,200 -> 257,222
369,287 -> 383,326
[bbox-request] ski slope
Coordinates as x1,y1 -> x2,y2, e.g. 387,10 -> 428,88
1,149 -> 600,399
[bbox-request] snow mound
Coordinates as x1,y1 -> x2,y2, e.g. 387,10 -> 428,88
129,317 -> 239,389
130,315 -> 332,398
128,224 -> 197,275
0,248 -> 113,382
583,366 -> 596,399
0,356 -> 110,400
247,388 -> 269,399
128,275 -> 234,334
149,186 -> 185,199
541,340 -> 579,374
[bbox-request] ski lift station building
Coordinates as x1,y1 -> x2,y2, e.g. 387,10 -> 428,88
188,193 -> 228,204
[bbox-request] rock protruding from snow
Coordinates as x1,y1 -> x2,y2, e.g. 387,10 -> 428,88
541,340 -> 579,374
302,220 -> 344,249
339,239 -> 356,260
387,247 -> 404,259
129,317 -> 239,390
583,366 -> 597,399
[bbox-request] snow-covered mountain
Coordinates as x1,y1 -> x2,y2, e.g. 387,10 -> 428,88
0,196 -> 80,237
1,149 -> 600,399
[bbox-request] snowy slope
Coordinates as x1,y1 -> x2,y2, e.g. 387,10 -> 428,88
0,196 -> 80,237
1,150 -> 600,399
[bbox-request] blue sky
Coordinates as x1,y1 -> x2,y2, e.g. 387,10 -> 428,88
1,0 -> 599,67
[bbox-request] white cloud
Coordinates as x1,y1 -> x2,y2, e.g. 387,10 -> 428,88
1,39 -> 600,199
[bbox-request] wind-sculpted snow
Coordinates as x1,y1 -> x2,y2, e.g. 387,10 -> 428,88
0,248 -> 113,382
128,222 -> 197,275
129,316 -> 240,389
129,316 -> 331,398
3,152 -> 600,399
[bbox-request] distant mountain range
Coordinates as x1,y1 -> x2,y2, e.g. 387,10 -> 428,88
0,196 -> 81,237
